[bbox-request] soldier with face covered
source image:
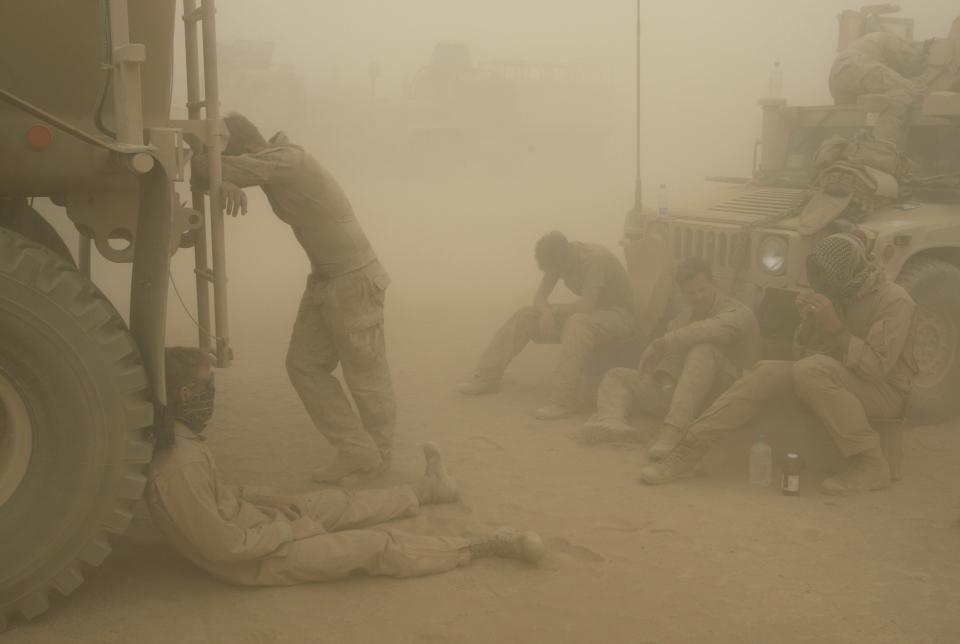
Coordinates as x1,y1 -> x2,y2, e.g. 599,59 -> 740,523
580,258 -> 760,460
640,234 -> 917,494
145,347 -> 544,587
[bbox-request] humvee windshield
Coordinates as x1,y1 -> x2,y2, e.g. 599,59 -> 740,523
781,124 -> 960,181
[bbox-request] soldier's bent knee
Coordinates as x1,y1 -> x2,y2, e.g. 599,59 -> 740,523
792,354 -> 843,391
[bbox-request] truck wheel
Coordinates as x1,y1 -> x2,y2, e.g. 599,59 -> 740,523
0,228 -> 153,629
896,258 -> 960,422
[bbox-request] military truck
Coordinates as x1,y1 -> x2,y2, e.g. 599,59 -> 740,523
0,0 -> 232,627
625,6 -> 960,421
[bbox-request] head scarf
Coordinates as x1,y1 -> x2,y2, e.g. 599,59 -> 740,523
806,233 -> 872,300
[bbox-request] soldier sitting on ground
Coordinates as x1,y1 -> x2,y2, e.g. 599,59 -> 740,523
458,231 -> 635,420
146,347 -> 544,586
579,257 -> 759,460
639,233 -> 917,495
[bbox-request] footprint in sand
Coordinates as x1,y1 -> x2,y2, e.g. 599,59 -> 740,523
593,517 -> 640,533
468,435 -> 506,451
546,536 -> 606,562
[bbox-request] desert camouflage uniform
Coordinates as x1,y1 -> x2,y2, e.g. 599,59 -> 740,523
595,293 -> 759,430
473,242 -> 634,405
145,424 -> 472,585
205,134 -> 395,465
829,31 -> 926,144
688,271 -> 916,456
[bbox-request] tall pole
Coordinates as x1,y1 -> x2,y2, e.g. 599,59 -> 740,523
634,0 -> 642,213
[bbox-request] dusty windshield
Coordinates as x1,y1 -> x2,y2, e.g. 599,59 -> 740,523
780,124 -> 960,182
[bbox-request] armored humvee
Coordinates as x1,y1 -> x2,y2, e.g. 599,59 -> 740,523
0,0 -> 231,627
625,6 -> 960,421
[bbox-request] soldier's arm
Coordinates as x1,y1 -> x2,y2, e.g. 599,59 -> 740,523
840,296 -> 915,380
532,273 -> 560,310
661,303 -> 750,352
550,262 -> 603,315
191,147 -> 302,189
158,464 -> 294,564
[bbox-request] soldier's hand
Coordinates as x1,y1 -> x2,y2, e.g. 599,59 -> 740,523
808,293 -> 843,335
221,181 -> 248,217
267,495 -> 302,520
538,308 -> 557,338
290,516 -> 324,540
795,291 -> 817,315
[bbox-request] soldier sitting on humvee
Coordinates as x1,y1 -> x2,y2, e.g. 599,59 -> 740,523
578,258 -> 759,460
829,30 -> 931,145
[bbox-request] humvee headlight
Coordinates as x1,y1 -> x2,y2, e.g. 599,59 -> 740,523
759,236 -> 788,275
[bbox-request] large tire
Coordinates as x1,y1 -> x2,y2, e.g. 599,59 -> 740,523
0,228 -> 153,629
896,258 -> 960,422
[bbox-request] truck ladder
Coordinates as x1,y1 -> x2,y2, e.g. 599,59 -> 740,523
182,0 -> 231,366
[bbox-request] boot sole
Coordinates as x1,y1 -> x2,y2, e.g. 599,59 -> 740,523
638,467 -> 699,485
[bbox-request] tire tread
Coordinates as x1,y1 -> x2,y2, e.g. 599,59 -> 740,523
0,228 -> 154,627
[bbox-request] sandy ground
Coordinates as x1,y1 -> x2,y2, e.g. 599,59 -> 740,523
13,270 -> 960,644
17,133 -> 960,642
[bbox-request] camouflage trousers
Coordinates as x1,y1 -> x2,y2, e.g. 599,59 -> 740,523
474,305 -> 634,405
829,56 -> 918,144
285,261 -> 396,462
688,356 -> 905,457
252,486 -> 471,585
596,343 -> 734,430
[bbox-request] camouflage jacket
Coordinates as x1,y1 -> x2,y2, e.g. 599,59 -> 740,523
661,292 -> 761,377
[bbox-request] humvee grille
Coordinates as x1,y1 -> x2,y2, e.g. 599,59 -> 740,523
671,224 -> 751,270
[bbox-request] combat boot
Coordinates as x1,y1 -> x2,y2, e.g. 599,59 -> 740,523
414,442 -> 460,505
647,425 -> 685,461
638,435 -> 708,485
469,527 -> 545,564
458,377 -> 501,395
820,447 -> 891,495
577,415 -> 641,444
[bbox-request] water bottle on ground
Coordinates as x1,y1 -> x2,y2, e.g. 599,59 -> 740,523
749,434 -> 773,487
782,452 -> 801,496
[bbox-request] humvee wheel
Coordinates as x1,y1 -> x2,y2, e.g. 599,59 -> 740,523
0,228 -> 153,628
897,258 -> 960,422
0,370 -> 32,508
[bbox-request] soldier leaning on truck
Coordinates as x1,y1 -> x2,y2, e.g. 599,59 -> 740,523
192,113 -> 394,484
579,257 -> 760,459
829,30 -> 930,145
640,233 -> 917,495
458,231 -> 635,420
145,347 -> 544,587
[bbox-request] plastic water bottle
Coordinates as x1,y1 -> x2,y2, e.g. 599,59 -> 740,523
768,61 -> 783,99
657,183 -> 669,217
749,434 -> 773,487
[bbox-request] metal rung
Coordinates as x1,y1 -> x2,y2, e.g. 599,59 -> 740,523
183,7 -> 205,22
194,267 -> 215,282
